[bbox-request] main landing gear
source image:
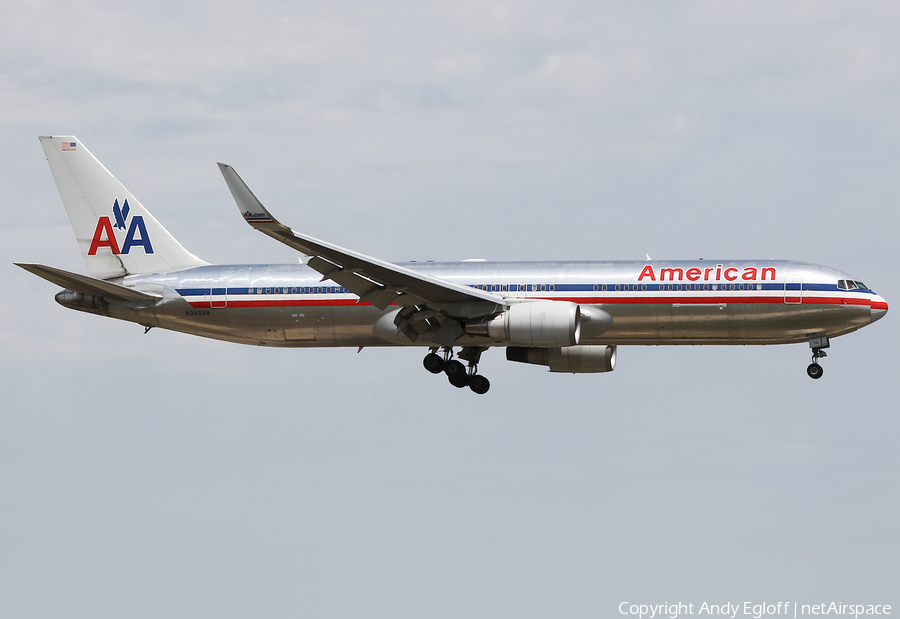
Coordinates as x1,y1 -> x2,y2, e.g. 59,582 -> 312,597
423,346 -> 491,394
806,334 -> 830,380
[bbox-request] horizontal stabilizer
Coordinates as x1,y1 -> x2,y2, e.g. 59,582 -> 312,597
15,263 -> 161,304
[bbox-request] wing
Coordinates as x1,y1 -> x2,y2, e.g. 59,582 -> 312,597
217,163 -> 503,311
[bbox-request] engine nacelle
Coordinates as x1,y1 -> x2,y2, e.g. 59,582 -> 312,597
506,345 -> 617,373
466,301 -> 581,347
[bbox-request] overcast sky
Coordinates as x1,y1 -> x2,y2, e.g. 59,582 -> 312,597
2,2 -> 898,618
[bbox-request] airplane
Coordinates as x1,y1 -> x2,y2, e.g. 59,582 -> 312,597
17,136 -> 888,394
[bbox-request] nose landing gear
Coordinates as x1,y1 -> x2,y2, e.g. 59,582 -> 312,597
806,334 -> 829,379
423,346 -> 491,394
807,358 -> 824,379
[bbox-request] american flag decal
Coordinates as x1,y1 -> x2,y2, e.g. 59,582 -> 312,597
62,142 -> 76,151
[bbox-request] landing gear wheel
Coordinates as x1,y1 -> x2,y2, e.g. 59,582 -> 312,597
445,360 -> 468,387
444,359 -> 465,378
469,375 -> 490,394
807,363 -> 823,379
423,353 -> 444,374
449,373 -> 469,388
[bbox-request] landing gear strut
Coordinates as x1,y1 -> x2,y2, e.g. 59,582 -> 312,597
422,346 -> 491,394
807,334 -> 829,380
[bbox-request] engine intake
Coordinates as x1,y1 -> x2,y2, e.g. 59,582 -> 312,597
506,345 -> 617,373
466,301 -> 581,347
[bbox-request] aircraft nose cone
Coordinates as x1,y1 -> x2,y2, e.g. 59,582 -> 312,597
871,297 -> 888,323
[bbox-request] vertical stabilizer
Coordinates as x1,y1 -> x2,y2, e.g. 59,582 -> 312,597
39,136 -> 208,279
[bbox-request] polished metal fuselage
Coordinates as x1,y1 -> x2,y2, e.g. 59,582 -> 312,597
57,259 -> 887,349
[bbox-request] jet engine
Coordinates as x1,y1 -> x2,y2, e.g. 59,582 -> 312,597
466,301 -> 581,347
506,345 -> 617,373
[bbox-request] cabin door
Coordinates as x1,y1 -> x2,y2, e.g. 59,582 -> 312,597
784,275 -> 802,304
210,279 -> 228,308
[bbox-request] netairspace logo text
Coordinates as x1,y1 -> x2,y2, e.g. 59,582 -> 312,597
618,602 -> 891,619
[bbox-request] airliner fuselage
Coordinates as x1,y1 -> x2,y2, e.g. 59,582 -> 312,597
57,259 -> 885,348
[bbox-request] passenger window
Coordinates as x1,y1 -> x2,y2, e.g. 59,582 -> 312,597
593,284 -> 599,291
615,284 -> 621,291
602,284 -> 608,291
549,284 -> 555,291
641,284 -> 647,291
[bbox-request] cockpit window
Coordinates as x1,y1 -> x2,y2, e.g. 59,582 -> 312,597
842,280 -> 871,291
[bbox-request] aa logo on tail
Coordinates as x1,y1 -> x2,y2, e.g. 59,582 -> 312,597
88,199 -> 154,255
112,198 -> 130,230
